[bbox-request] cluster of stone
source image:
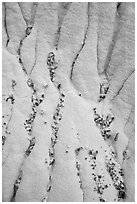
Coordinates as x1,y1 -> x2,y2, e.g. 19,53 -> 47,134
47,93 -> 65,196
93,107 -> 126,200
2,111 -> 12,147
24,94 -> 37,135
49,93 -> 65,166
24,78 -> 44,156
2,80 -> 16,146
2,120 -> 10,147
25,79 -> 44,135
93,173 -> 109,197
93,108 -> 114,140
99,78 -> 109,102
105,149 -> 126,200
47,52 -> 58,82
76,161 -> 83,188
88,149 -> 98,170
74,147 -> 84,191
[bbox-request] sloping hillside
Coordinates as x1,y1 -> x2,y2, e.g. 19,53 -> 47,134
2,2 -> 135,202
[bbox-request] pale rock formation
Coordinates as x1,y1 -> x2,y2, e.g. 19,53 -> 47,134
2,2 -> 135,202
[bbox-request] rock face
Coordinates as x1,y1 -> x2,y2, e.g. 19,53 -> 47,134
2,2 -> 135,202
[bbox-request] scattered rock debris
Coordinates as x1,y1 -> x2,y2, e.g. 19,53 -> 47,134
93,108 -> 126,201
93,108 -> 115,140
2,95 -> 13,147
93,173 -> 109,195
24,78 -> 44,135
47,52 -> 58,82
89,149 -> 98,159
74,147 -> 84,198
24,78 -> 44,158
105,150 -> 126,200
47,88 -> 65,198
88,149 -> 98,170
49,92 -> 65,162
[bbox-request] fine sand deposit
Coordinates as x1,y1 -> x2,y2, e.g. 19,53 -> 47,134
2,2 -> 135,202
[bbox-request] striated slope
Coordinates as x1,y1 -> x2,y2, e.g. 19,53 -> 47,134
2,2 -> 135,202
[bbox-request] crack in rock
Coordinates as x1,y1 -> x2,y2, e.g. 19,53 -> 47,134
10,170 -> 23,202
29,32 -> 38,75
55,2 -> 72,50
70,3 -> 90,80
102,5 -> 120,78
17,38 -> 28,75
3,3 -> 10,47
112,69 -> 135,101
18,2 -> 38,27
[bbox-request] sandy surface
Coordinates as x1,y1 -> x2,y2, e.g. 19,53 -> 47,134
2,2 -> 135,202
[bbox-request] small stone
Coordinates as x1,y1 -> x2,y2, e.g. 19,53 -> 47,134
26,26 -> 33,35
40,110 -> 44,115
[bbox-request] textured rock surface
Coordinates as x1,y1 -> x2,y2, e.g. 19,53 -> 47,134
2,2 -> 135,202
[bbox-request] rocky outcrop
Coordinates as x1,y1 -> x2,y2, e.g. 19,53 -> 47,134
2,2 -> 135,202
